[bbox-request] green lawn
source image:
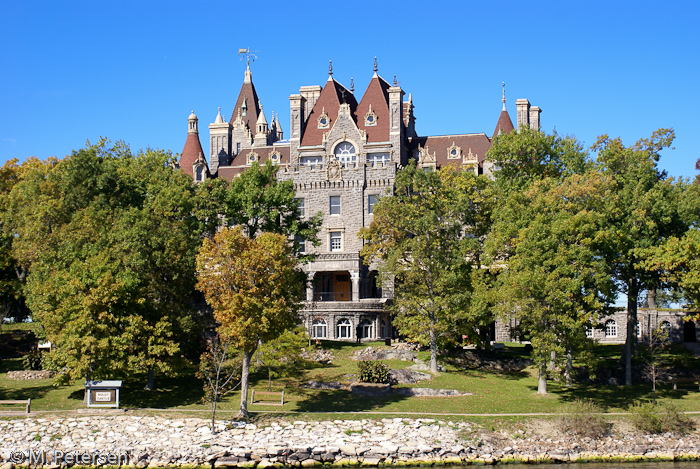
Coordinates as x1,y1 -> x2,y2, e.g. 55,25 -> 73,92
2,337 -> 700,417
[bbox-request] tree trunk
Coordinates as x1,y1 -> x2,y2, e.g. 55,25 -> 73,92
210,398 -> 217,433
537,361 -> 547,394
238,348 -> 254,419
565,349 -> 572,387
429,327 -> 438,373
268,368 -> 272,392
548,350 -> 557,371
145,367 -> 155,391
625,280 -> 639,386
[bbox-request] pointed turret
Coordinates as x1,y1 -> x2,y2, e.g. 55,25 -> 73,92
230,63 -> 261,133
492,83 -> 514,141
180,111 -> 208,181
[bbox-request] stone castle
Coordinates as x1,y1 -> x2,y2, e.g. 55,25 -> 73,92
178,60 -> 698,346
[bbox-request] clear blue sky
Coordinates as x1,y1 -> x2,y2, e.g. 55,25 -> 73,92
2,0 -> 699,180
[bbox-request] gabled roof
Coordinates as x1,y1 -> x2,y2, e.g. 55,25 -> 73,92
356,74 -> 391,143
492,109 -> 514,141
300,78 -> 357,147
179,132 -> 207,178
231,76 -> 261,132
217,145 -> 291,182
408,133 -> 492,168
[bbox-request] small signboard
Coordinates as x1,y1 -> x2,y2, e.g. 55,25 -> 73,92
85,380 -> 122,409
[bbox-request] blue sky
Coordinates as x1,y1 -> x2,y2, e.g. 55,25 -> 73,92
2,0 -> 699,180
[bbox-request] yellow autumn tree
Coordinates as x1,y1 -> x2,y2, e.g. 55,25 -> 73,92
196,227 -> 303,418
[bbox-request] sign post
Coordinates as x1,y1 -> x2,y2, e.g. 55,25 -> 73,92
84,380 -> 122,409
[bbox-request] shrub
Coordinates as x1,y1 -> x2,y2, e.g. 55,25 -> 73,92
357,360 -> 389,383
559,399 -> 609,438
629,401 -> 694,434
22,349 -> 43,371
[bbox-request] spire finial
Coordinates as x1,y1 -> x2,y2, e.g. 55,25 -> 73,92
350,77 -> 354,93
502,81 -> 506,111
329,60 -> 333,76
373,57 -> 378,73
393,75 -> 397,86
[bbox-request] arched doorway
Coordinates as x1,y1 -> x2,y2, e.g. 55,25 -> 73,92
684,321 -> 696,343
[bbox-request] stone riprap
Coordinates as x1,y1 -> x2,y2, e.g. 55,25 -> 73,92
1,416 -> 699,467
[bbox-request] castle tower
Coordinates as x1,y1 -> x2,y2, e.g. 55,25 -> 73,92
209,107 -> 230,175
180,111 -> 208,181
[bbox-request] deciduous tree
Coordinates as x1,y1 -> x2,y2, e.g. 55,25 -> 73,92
196,227 -> 304,418
360,162 -> 491,372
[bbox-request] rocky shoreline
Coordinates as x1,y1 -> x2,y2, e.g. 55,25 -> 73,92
1,415 -> 699,467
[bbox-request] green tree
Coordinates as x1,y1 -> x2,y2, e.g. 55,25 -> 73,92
484,173 -> 615,393
593,128 -> 687,385
223,161 -> 322,249
196,227 -> 304,418
3,141 -> 202,387
487,127 -> 590,195
255,324 -> 309,391
360,162 -> 491,372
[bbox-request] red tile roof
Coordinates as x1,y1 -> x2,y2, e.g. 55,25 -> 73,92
231,81 -> 261,132
356,74 -> 391,143
300,78 -> 357,147
408,134 -> 492,168
179,133 -> 206,178
492,109 -> 515,141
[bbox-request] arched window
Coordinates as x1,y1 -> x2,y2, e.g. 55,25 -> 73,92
337,318 -> 352,339
605,320 -> 617,338
311,319 -> 327,339
359,319 -> 373,339
334,142 -> 356,167
660,321 -> 671,334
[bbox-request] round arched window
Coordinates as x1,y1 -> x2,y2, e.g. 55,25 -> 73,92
334,142 -> 356,167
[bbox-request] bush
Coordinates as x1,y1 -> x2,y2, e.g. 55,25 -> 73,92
357,360 -> 389,383
559,399 -> 609,438
629,401 -> 694,434
22,349 -> 43,370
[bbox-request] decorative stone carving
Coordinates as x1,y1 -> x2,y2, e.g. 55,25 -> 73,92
268,150 -> 282,164
317,107 -> 330,129
327,156 -> 342,182
462,147 -> 478,164
364,105 -> 378,126
447,142 -> 461,159
418,145 -> 436,164
245,150 -> 259,165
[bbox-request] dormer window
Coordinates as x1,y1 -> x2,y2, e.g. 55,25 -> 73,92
447,142 -> 461,159
317,108 -> 330,129
195,165 -> 203,182
364,105 -> 378,126
245,150 -> 259,166
269,150 -> 281,164
241,98 -> 247,117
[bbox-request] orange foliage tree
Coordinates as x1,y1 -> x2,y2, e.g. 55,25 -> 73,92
196,227 -> 304,418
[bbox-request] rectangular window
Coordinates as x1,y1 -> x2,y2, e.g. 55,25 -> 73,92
295,198 -> 305,217
236,143 -> 241,154
367,153 -> 390,165
330,196 -> 341,215
330,232 -> 342,252
295,235 -> 306,254
300,156 -> 323,168
368,194 -> 378,214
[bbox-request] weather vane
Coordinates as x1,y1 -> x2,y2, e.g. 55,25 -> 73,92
238,48 -> 258,67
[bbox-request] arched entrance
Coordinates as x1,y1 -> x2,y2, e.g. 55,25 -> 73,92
684,321 -> 696,342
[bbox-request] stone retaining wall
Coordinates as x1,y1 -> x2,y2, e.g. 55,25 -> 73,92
6,370 -> 55,380
0,416 -> 698,467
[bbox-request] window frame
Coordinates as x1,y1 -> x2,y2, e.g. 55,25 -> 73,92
329,195 -> 341,215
